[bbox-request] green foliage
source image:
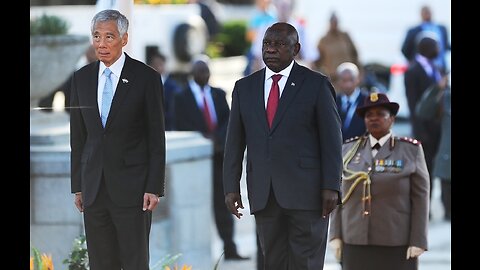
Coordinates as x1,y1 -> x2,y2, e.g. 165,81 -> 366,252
150,253 -> 183,269
31,246 -> 42,270
30,14 -> 69,35
62,235 -> 89,270
208,20 -> 249,58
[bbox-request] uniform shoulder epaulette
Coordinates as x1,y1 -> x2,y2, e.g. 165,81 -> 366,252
344,136 -> 361,143
396,136 -> 421,145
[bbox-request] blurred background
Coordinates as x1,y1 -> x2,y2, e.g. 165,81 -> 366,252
30,0 -> 451,269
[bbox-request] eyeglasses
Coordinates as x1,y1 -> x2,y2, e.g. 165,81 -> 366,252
262,40 -> 289,49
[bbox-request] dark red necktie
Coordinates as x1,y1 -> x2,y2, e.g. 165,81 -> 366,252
266,74 -> 282,128
202,90 -> 216,134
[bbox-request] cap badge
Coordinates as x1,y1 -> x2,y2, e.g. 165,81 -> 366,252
370,93 -> 378,102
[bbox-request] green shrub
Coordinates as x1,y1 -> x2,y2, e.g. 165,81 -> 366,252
208,20 -> 249,58
30,14 -> 69,35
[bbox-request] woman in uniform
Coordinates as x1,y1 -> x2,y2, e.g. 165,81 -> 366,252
328,92 -> 430,270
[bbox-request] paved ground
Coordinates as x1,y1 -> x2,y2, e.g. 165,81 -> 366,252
208,56 -> 451,270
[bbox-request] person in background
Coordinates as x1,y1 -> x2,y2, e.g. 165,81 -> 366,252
38,45 -> 97,113
335,62 -> 368,141
189,0 -> 221,41
173,56 -> 249,260
401,5 -> 450,74
315,12 -> 360,84
329,92 -> 430,270
223,22 -> 343,270
415,74 -> 451,221
70,9 -> 165,270
147,50 -> 182,131
404,35 -> 442,216
244,0 -> 277,76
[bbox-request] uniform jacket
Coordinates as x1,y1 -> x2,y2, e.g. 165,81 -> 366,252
70,53 -> 166,207
329,135 -> 430,249
223,61 -> 343,213
173,84 -> 230,153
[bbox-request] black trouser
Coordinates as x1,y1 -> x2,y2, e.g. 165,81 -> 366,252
213,152 -> 237,255
255,188 -> 329,270
83,177 -> 152,270
440,179 -> 451,220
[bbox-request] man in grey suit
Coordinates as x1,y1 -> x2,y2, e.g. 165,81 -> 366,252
223,22 -> 343,270
70,9 -> 165,270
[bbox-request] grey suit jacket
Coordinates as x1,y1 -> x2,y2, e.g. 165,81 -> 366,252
70,53 -> 166,207
329,135 -> 430,249
416,84 -> 451,180
223,61 -> 343,213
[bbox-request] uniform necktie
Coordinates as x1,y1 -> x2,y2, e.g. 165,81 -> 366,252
266,74 -> 282,128
372,143 -> 381,157
101,68 -> 113,127
201,88 -> 216,134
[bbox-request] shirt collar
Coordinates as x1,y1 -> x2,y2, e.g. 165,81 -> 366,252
99,52 -> 126,78
341,88 -> 361,104
265,60 -> 294,81
369,131 -> 392,148
188,79 -> 211,95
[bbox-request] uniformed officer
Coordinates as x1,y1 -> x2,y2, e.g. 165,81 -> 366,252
328,92 -> 430,270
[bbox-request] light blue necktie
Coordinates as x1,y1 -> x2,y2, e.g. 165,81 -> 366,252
101,68 -> 113,127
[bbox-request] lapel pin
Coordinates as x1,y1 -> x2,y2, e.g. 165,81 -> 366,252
122,78 -> 129,83
291,82 -> 295,86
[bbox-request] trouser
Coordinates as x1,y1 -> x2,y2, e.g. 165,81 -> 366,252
83,177 -> 152,270
255,188 -> 329,270
213,152 -> 237,255
440,179 -> 451,220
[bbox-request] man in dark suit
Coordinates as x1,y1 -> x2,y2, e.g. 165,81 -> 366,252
147,49 -> 182,131
401,5 -> 450,74
70,10 -> 165,270
223,22 -> 343,270
174,57 -> 248,260
404,35 -> 441,216
334,62 -> 368,141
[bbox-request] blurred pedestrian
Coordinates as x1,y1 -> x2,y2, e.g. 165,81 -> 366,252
70,9 -> 165,270
404,36 -> 442,214
415,74 -> 451,221
335,62 -> 368,141
315,12 -> 360,84
189,0 -> 221,41
329,92 -> 430,270
401,5 -> 450,74
223,22 -> 343,270
147,49 -> 182,131
173,56 -> 249,260
244,0 -> 277,76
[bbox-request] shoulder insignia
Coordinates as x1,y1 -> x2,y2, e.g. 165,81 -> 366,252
344,136 -> 360,143
396,136 -> 421,145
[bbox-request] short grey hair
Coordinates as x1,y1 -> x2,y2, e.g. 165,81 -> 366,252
91,9 -> 129,37
336,62 -> 359,78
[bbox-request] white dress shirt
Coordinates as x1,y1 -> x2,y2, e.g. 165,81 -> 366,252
369,131 -> 392,157
97,52 -> 126,115
264,60 -> 295,108
188,79 -> 218,124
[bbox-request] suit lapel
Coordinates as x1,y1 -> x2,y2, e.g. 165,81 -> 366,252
253,69 -> 270,133
83,61 -> 103,129
104,55 -> 135,130
187,86 -> 208,132
270,62 -> 305,133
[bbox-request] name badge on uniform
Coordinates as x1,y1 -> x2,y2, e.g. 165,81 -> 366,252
374,159 -> 404,173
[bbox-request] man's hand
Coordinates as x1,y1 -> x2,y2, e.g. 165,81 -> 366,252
329,238 -> 343,262
406,246 -> 425,259
225,192 -> 244,219
321,189 -> 339,218
74,193 -> 84,212
143,193 -> 160,211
